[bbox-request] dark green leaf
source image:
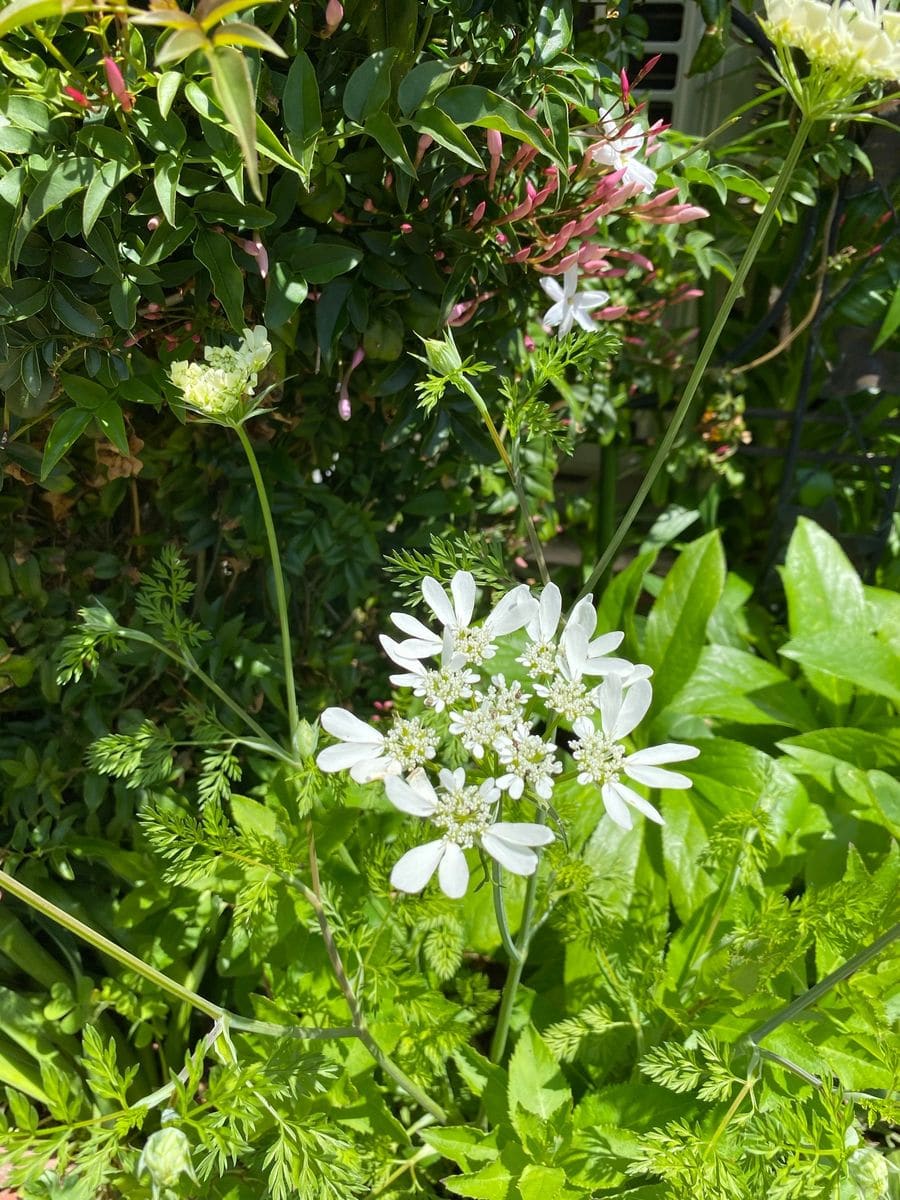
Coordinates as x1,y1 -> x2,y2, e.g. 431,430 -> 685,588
195,225 -> 245,329
40,408 -> 93,480
290,241 -> 362,284
153,153 -> 181,226
397,59 -> 457,116
50,284 -> 104,336
83,160 -> 133,238
435,87 -> 564,168
93,400 -> 130,454
208,44 -> 261,199
343,48 -> 398,123
411,106 -> 482,170
283,51 -> 322,145
364,112 -> 415,177
15,157 -> 95,258
264,262 -> 308,328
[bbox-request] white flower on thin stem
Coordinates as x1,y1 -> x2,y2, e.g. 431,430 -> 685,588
518,584 -> 631,679
388,571 -> 536,666
382,632 -> 480,713
590,116 -> 657,195
317,709 -> 438,782
540,267 -> 610,337
570,674 -> 699,829
386,768 -> 554,899
494,722 -> 562,800
448,675 -> 531,759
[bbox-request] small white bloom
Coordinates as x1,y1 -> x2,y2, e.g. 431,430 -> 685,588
540,266 -> 610,338
383,632 -> 480,713
388,571 -> 536,665
518,584 -> 631,680
317,709 -> 438,782
386,768 -> 554,898
570,674 -> 699,829
590,116 -> 657,194
495,723 -> 562,800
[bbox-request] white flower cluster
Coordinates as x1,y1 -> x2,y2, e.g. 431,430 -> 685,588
317,571 -> 699,899
763,0 -> 900,86
169,326 -> 272,420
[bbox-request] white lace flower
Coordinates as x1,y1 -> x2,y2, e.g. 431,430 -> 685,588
763,0 -> 900,83
570,674 -> 699,829
590,116 -> 657,194
518,584 -> 631,680
386,768 -> 554,898
540,266 -> 610,337
383,633 -> 480,713
449,675 -> 533,757
387,571 -> 536,665
317,709 -> 438,782
170,326 -> 272,419
495,723 -> 562,800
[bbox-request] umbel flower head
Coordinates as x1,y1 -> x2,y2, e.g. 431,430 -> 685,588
169,326 -> 272,422
761,0 -> 900,115
317,570 -> 700,899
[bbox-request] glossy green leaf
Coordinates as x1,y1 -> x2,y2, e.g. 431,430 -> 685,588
672,644 -> 817,730
153,153 -> 181,225
283,51 -> 322,145
411,106 -> 482,170
156,69 -> 182,118
195,225 -> 245,329
15,157 -> 95,259
93,400 -> 130,454
364,111 -> 415,177
208,44 -> 261,199
343,48 -> 398,123
642,532 -> 726,720
0,0 -> 79,35
290,241 -> 362,284
82,159 -> 133,238
435,86 -> 564,168
60,372 -> 107,409
534,0 -> 573,65
397,59 -> 457,116
196,0 -> 276,31
156,26 -> 208,67
50,283 -> 104,336
0,165 -> 24,286
264,262 -> 308,328
110,277 -> 139,330
211,20 -> 286,55
40,408 -> 93,479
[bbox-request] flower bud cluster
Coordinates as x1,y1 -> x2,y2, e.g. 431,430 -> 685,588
318,571 -> 699,900
169,325 -> 272,421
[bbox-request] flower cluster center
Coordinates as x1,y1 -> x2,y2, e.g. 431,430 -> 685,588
418,666 -> 476,710
572,730 -> 627,785
432,783 -> 494,848
518,640 -> 558,677
454,625 -> 494,664
382,717 -> 438,769
537,675 -> 596,721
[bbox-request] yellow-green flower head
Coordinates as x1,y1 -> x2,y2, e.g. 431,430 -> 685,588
169,325 -> 272,421
763,0 -> 900,86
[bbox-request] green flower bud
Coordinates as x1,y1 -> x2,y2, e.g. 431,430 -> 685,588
137,1127 -> 198,1196
419,333 -> 462,377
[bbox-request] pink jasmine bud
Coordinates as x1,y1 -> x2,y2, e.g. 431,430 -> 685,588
399,222 -> 413,233
192,334 -> 201,343
147,216 -> 160,231
467,200 -> 486,229
434,250 -> 445,260
64,85 -> 90,109
384,171 -> 393,189
240,238 -> 269,278
103,57 -> 134,112
323,0 -> 343,36
486,128 -> 503,189
598,304 -> 629,319
495,232 -> 507,244
619,67 -> 631,103
338,393 -> 351,421
418,197 -> 429,211
363,198 -> 376,213
454,174 -> 475,188
331,210 -> 351,226
414,134 -> 433,167
523,335 -> 535,352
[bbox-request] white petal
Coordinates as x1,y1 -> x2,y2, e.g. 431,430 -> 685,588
610,779 -> 664,824
572,716 -> 595,740
317,743 -> 381,773
391,612 -> 438,641
573,290 -> 610,311
627,743 -> 699,765
601,781 -> 633,829
390,841 -> 445,893
572,306 -> 600,332
539,276 -> 565,303
380,634 -> 423,669
587,630 -> 624,655
385,773 -> 438,816
350,757 -> 401,784
567,595 -> 597,636
439,766 -> 466,792
610,678 -> 652,740
539,583 -> 562,641
488,822 -> 555,847
480,832 -> 539,875
581,655 -> 634,677
557,308 -> 575,336
624,763 -> 693,790
562,265 -> 579,299
598,673 -> 624,735
320,707 -> 382,745
389,637 -> 441,660
488,585 -> 536,635
450,571 -> 476,628
542,300 -> 568,328
438,841 -> 469,898
389,670 -> 424,688
422,576 -> 456,628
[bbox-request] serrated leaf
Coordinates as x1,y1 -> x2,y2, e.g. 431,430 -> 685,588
508,1025 -> 571,1119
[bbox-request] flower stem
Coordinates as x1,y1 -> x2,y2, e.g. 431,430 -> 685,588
460,378 -> 551,585
491,862 -> 522,965
234,423 -> 300,750
0,867 -> 355,1042
578,114 -> 814,601
489,855 -> 541,1063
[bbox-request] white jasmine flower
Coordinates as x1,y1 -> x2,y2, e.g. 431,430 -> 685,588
386,768 -> 554,898
570,674 -> 699,829
383,633 -> 480,713
495,723 -> 562,800
388,571 -> 536,665
317,709 -> 438,782
540,266 -> 610,338
590,116 -> 657,194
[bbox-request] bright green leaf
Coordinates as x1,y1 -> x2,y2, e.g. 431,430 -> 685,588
40,408 -> 93,479
208,44 -> 261,199
343,48 -> 398,123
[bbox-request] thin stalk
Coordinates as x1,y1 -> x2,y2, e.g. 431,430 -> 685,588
304,826 -> 448,1122
0,868 -> 356,1042
491,863 -> 522,965
489,859 -> 540,1063
235,424 -> 300,749
578,115 -> 814,602
595,440 -> 617,588
459,378 -> 550,585
749,923 -> 900,1044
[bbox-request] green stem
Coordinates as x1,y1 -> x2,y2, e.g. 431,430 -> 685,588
460,378 -> 550,585
235,423 -> 300,750
489,860 -> 540,1063
578,114 -> 814,602
0,868 -> 357,1041
491,863 -> 522,965
595,439 -> 617,588
749,923 -> 900,1044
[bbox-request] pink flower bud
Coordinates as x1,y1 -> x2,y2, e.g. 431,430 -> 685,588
467,200 -> 486,229
64,85 -> 90,109
103,57 -> 134,112
523,335 -> 535,352
331,210 -> 351,226
495,232 -> 507,244
240,238 -> 269,278
414,134 -> 433,167
147,216 -> 160,231
399,222 -> 413,233
323,0 -> 343,35
363,198 -> 376,213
